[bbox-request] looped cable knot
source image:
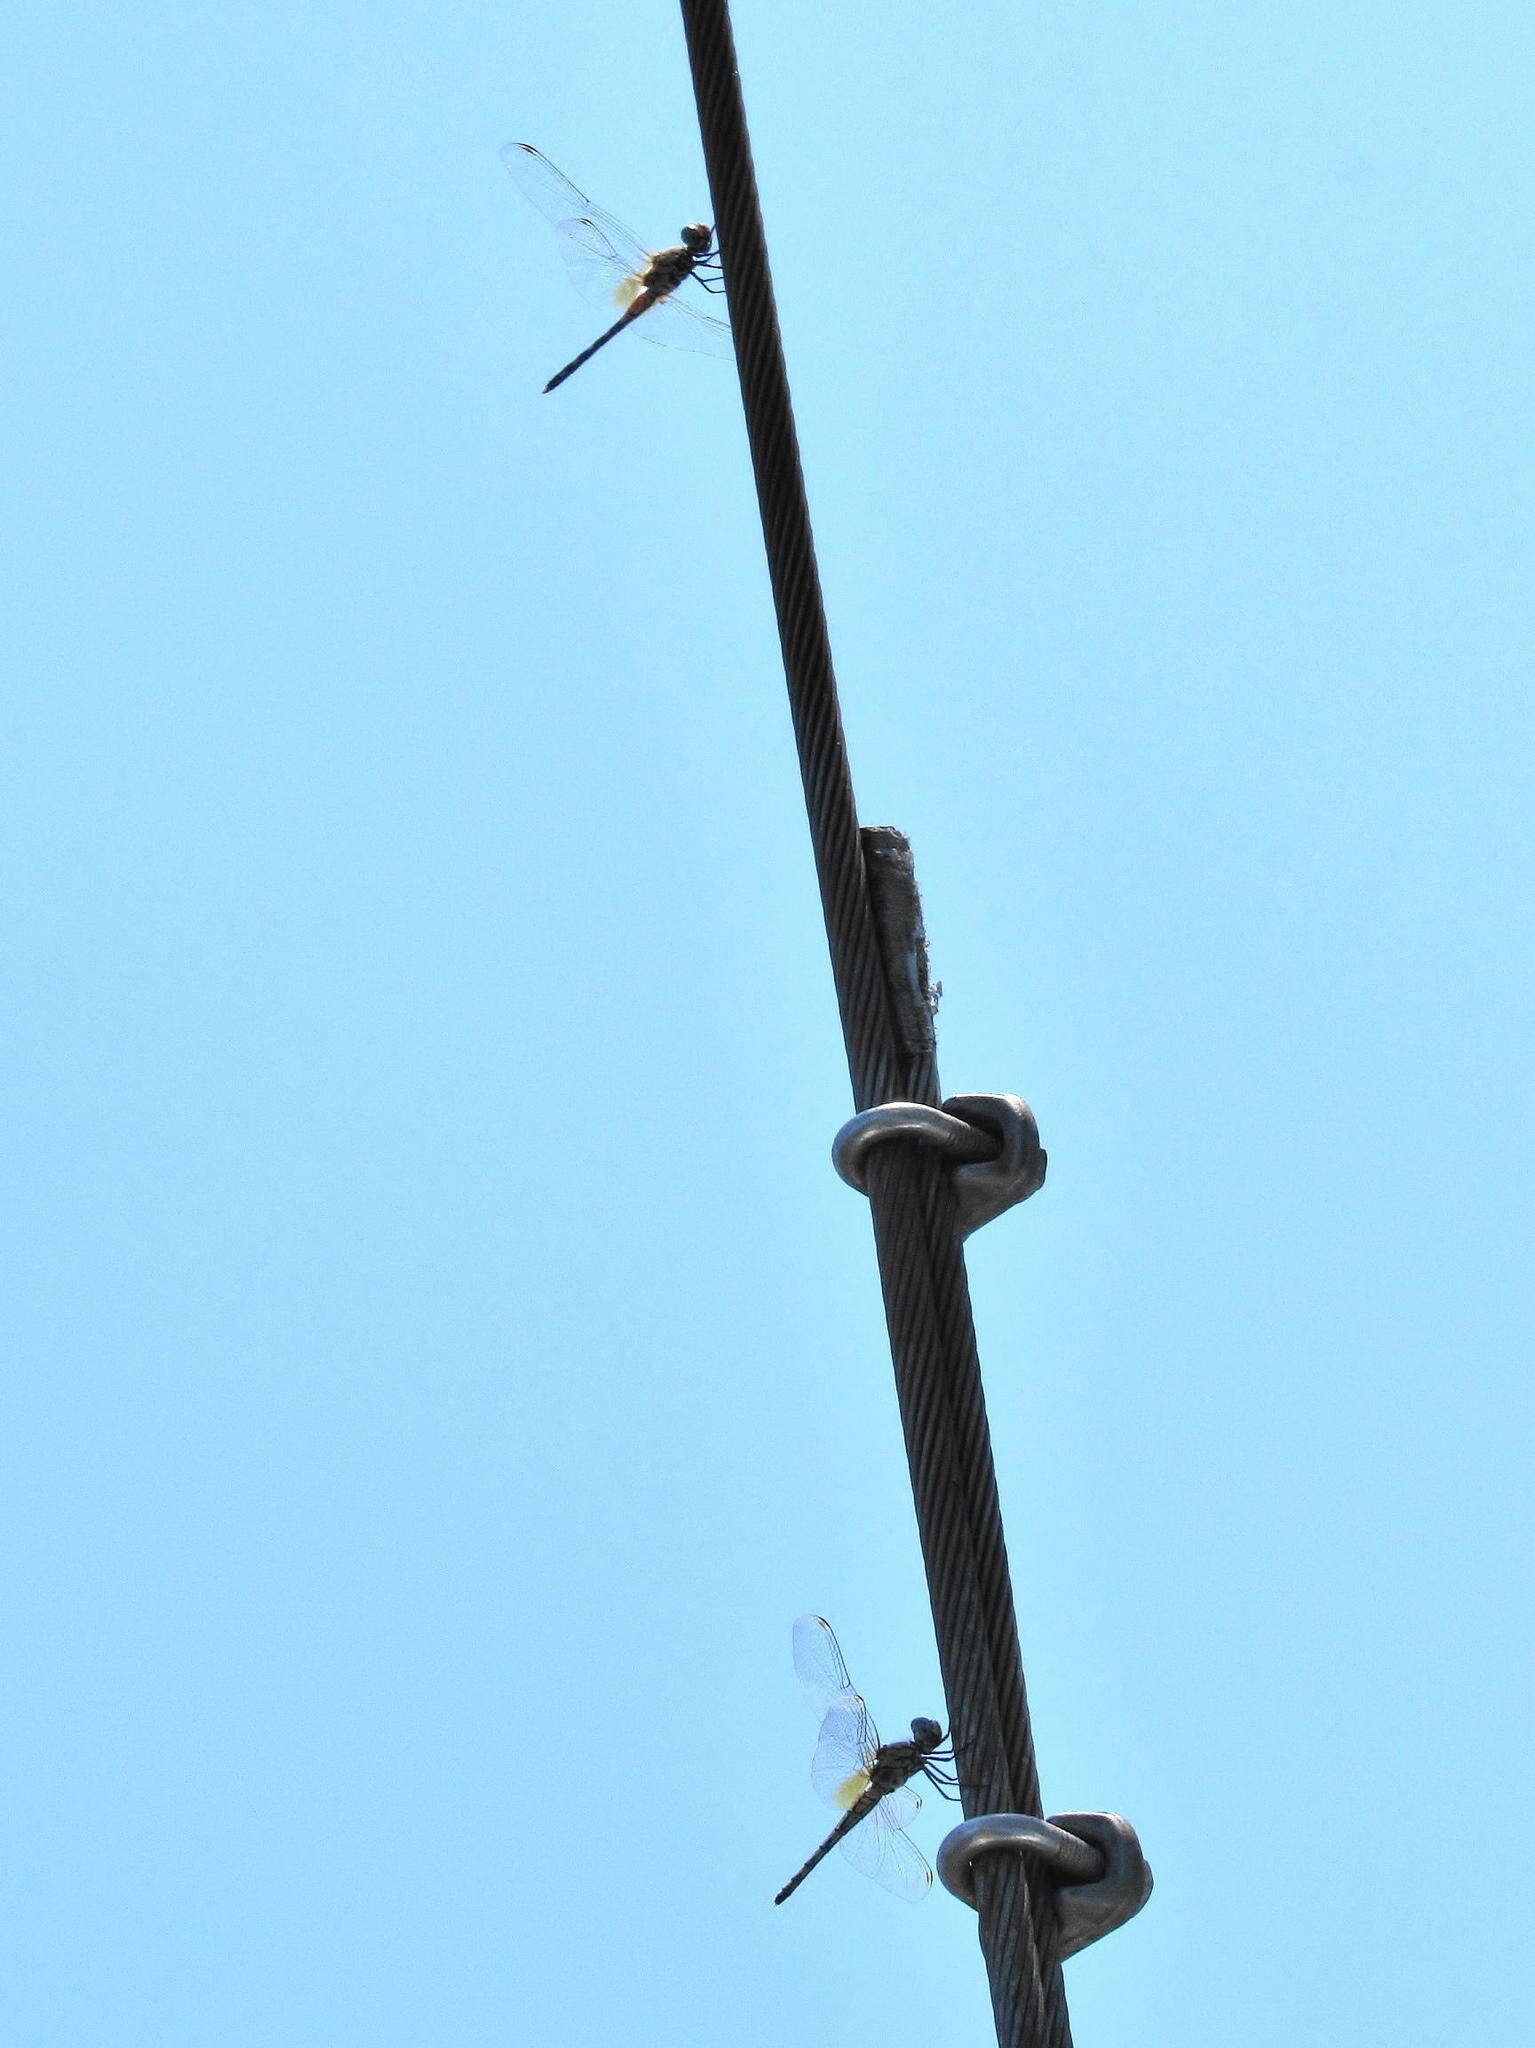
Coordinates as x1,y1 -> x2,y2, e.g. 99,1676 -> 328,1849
937,1811 -> 1153,1959
831,1093 -> 1046,1237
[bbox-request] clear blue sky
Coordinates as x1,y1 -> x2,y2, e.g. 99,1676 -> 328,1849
6,3 -> 1532,2042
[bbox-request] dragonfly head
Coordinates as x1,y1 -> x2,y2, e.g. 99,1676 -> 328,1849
680,222 -> 714,256
910,1717 -> 944,1753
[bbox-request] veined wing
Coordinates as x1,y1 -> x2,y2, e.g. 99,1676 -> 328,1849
552,217 -> 651,314
793,1614 -> 857,1715
810,1691 -> 882,1808
628,290 -> 734,361
838,1792 -> 933,1903
869,1785 -> 920,1833
500,143 -> 654,275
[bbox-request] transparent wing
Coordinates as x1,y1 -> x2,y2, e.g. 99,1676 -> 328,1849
553,217 -> 650,314
810,1692 -> 881,1806
627,290 -> 734,361
500,143 -> 654,274
871,1785 -> 920,1832
793,1615 -> 855,1715
837,1796 -> 934,1903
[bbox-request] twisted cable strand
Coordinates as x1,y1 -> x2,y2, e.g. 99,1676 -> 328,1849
678,7 -> 1070,2040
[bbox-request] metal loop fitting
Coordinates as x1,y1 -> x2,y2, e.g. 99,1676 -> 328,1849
831,1093 -> 1046,1237
937,1812 -> 1153,1960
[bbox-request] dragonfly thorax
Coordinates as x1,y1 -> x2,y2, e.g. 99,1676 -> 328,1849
680,222 -> 713,255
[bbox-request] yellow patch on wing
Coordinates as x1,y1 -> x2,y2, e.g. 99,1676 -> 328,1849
613,275 -> 643,309
835,1770 -> 871,1811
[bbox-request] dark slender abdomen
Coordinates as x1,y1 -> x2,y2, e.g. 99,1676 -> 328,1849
543,302 -> 648,393
774,1792 -> 879,1905
774,1736 -> 933,1905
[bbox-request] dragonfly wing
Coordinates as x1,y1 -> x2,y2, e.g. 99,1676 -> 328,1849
873,1784 -> 920,1831
501,143 -> 654,273
628,289 -> 735,361
810,1691 -> 880,1807
500,142 -> 593,222
837,1798 -> 934,1903
554,218 -> 650,314
792,1615 -> 855,1715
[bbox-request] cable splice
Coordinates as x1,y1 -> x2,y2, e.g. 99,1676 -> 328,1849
677,7 -> 1076,2042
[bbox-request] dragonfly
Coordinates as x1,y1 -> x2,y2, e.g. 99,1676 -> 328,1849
774,1614 -> 960,1906
500,143 -> 733,393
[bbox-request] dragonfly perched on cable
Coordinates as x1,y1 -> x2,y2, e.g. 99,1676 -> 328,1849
500,143 -> 733,393
775,1615 -> 961,1906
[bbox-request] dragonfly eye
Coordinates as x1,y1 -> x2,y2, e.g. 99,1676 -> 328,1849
681,223 -> 713,254
911,1717 -> 944,1748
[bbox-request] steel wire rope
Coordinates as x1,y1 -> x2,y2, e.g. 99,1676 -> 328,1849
677,6 -> 1072,2044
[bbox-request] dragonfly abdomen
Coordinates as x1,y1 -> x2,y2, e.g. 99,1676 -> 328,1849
776,1744 -> 928,1905
542,298 -> 656,395
773,1789 -> 883,1906
834,1769 -> 872,1810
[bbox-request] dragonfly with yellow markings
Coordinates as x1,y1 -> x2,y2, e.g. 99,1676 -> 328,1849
500,143 -> 733,393
775,1615 -> 960,1906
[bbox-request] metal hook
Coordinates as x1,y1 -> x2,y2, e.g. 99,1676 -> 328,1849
831,1093 -> 1046,1237
937,1811 -> 1153,1959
